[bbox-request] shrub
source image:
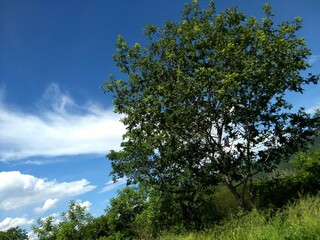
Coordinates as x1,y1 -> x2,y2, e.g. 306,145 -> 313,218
254,148 -> 320,209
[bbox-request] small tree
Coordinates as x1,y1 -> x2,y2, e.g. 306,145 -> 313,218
32,201 -> 93,240
105,187 -> 147,239
58,201 -> 93,239
32,216 -> 57,240
104,1 -> 319,210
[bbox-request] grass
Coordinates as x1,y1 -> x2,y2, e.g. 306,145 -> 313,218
160,194 -> 320,240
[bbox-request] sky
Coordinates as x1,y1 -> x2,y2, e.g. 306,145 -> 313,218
0,0 -> 319,238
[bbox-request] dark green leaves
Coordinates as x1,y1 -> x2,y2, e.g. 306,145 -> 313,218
104,1 -> 319,210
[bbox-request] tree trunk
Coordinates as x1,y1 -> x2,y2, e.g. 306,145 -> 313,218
224,177 -> 250,211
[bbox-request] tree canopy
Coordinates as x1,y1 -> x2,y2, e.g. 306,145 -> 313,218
32,201 -> 94,240
0,227 -> 28,240
104,1 -> 319,210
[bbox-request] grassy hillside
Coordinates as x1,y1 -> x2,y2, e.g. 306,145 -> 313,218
160,194 -> 320,240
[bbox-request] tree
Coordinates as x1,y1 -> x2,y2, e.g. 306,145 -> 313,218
104,0 -> 319,210
0,227 -> 28,240
134,184 -> 218,237
32,201 -> 93,240
57,201 -> 94,240
105,187 -> 147,239
78,215 -> 110,240
32,216 -> 57,240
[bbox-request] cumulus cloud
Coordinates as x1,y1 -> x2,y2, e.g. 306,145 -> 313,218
76,200 -> 92,211
0,83 -> 125,161
0,217 -> 34,232
34,198 -> 59,214
27,231 -> 38,240
99,177 -> 127,193
39,212 -> 61,226
0,171 -> 96,211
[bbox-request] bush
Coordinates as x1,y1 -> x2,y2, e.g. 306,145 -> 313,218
160,194 -> 320,240
254,148 -> 320,209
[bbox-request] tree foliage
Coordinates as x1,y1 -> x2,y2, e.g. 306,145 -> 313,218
253,144 -> 320,209
104,0 -> 319,210
104,185 -> 218,239
105,187 -> 147,239
32,201 -> 94,240
0,227 -> 28,240
32,215 -> 57,240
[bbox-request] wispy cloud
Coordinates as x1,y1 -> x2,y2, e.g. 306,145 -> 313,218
0,83 -> 125,161
306,102 -> 320,114
99,177 -> 127,193
20,159 -> 65,166
0,171 -> 96,211
308,54 -> 320,65
34,198 -> 59,214
0,216 -> 34,232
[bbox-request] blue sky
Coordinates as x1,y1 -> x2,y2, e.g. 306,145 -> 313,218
0,0 -> 319,237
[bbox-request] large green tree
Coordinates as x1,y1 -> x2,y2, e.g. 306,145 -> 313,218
104,1 -> 319,210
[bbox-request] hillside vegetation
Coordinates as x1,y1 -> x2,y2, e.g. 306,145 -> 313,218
27,146 -> 320,239
160,146 -> 320,240
161,194 -> 320,240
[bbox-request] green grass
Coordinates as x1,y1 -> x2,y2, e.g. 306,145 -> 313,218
160,194 -> 320,240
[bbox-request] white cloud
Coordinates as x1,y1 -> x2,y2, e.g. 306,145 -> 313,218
76,200 -> 92,211
306,103 -> 320,114
39,212 -> 61,225
99,177 -> 127,193
308,54 -> 320,65
34,198 -> 59,214
21,159 -> 64,166
27,231 -> 38,240
0,171 -> 96,211
0,83 -> 125,161
39,212 -> 60,224
0,217 -> 34,232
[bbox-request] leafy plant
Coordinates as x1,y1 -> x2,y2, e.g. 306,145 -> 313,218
104,0 -> 319,210
0,227 -> 28,240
